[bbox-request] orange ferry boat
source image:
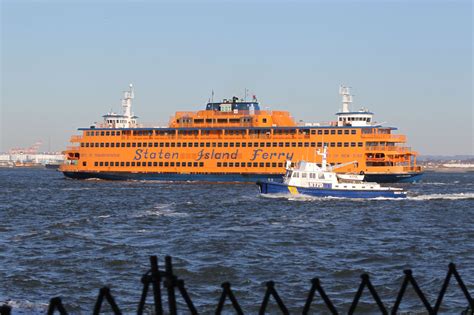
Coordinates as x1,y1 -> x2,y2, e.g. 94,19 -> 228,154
61,85 -> 422,182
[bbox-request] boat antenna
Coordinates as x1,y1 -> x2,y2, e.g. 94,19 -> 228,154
244,88 -> 248,101
211,89 -> 214,103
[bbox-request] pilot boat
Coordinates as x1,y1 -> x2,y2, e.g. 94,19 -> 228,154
256,146 -> 407,199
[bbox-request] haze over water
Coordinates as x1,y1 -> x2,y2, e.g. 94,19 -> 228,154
1,169 -> 473,313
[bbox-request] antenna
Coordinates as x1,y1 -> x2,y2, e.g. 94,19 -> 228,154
339,85 -> 352,113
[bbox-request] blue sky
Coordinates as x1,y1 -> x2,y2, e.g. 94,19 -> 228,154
1,0 -> 472,155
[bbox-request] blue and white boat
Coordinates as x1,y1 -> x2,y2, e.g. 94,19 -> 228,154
257,146 -> 407,199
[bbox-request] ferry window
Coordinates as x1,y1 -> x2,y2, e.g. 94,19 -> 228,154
230,143 -> 234,147
177,143 -> 182,147
285,142 -> 290,147
212,143 -> 216,147
304,142 -> 309,147
324,130 -> 329,135
188,162 -> 192,167
105,143 -> 110,148
159,162 -> 163,167
188,142 -> 193,147
331,130 -> 336,135
126,162 -> 130,166
337,142 -> 342,147
111,131 -> 115,136
247,162 -> 252,167
236,143 -> 240,147
153,162 -> 157,166
272,163 -> 277,167
229,162 -> 234,167
272,142 -> 277,147
106,131 -> 110,136
260,163 -> 265,167
293,172 -> 299,178
235,162 -> 240,167
171,143 -> 175,147
116,142 -> 120,147
351,142 -> 356,147
176,162 -> 181,167
291,143 -> 296,147
170,162 -> 174,167
318,130 -> 323,135
317,142 -> 322,147
132,143 -> 136,147
279,142 -> 283,147
206,119 -> 213,123
126,143 -> 131,147
247,142 -> 252,147
165,162 -> 169,167
344,142 -> 349,147
298,142 -> 303,147
94,162 -> 98,166
278,163 -> 283,167
261,143 -> 266,147
206,142 -> 210,147
302,173 -> 307,178
310,142 -> 316,147
114,162 -> 119,166
358,142 -> 363,147
110,143 -> 114,148
101,131 -> 105,136
148,142 -> 152,147
154,143 -> 158,147
136,162 -> 141,166
330,142 -> 336,147
193,162 -> 198,167
218,143 -> 222,147
100,162 -> 104,166
217,162 -> 222,167
195,142 -> 200,147
311,130 -> 316,135
199,162 -> 204,167
224,143 -> 228,147
100,143 -> 105,148
116,131 -> 121,136
121,162 -> 125,166
310,173 -> 315,179
91,143 -> 96,147
344,130 -> 349,135
265,162 -> 270,167
105,162 -> 109,166
165,143 -> 170,147
254,142 -> 259,147
159,143 -> 164,147
143,142 -> 147,148
351,130 -> 356,135
148,162 -> 152,167
80,143 -> 84,147
253,162 -> 258,167
337,130 -> 342,135
262,118 -> 267,123
223,162 -> 228,167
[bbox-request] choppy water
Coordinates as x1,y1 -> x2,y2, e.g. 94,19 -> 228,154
0,169 -> 473,314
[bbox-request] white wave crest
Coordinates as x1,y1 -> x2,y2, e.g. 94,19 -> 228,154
408,192 -> 474,200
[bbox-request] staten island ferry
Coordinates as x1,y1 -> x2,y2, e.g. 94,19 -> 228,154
60,84 -> 423,182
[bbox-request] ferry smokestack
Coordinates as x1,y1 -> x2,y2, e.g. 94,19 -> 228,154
339,85 -> 352,113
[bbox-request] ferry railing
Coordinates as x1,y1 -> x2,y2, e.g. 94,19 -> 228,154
1,256 -> 471,315
365,146 -> 412,152
66,146 -> 80,151
69,135 -> 82,142
361,134 -> 406,141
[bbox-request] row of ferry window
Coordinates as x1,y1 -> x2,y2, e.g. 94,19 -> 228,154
217,162 -> 284,168
81,142 -> 364,148
84,129 -> 358,137
93,161 -> 205,167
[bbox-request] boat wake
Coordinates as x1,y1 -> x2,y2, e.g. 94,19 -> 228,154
408,192 -> 474,200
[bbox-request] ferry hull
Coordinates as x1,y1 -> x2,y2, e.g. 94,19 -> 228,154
62,171 -> 282,182
257,181 -> 407,199
62,171 -> 420,183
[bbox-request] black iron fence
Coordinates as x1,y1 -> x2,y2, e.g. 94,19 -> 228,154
1,256 -> 472,314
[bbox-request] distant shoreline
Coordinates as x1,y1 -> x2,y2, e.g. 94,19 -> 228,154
423,167 -> 474,173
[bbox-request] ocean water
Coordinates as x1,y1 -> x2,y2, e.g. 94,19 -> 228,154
0,169 -> 473,314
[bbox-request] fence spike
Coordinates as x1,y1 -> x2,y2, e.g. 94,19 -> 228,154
259,281 -> 289,315
177,279 -> 199,315
348,274 -> 387,315
93,287 -> 122,315
303,278 -> 338,315
434,263 -> 474,313
47,297 -> 68,315
216,282 -> 244,315
165,256 -> 178,315
391,269 -> 434,315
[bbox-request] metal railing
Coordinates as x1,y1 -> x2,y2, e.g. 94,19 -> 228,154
1,256 -> 471,315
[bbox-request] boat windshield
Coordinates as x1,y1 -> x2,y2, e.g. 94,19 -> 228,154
285,170 -> 293,178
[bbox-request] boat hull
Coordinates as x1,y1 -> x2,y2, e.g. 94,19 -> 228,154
62,171 -> 421,183
256,181 -> 407,199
